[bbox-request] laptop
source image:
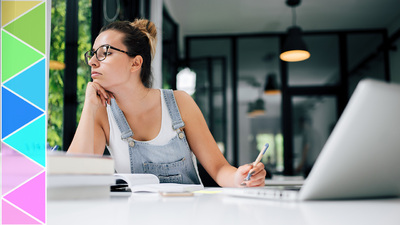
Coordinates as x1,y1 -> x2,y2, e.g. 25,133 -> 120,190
224,79 -> 400,200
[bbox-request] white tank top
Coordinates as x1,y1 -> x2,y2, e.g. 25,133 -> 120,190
106,90 -> 176,173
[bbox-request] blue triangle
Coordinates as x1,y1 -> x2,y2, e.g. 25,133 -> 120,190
4,59 -> 46,110
1,87 -> 44,139
4,115 -> 46,167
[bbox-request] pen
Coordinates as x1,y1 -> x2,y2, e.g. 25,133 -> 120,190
244,143 -> 269,181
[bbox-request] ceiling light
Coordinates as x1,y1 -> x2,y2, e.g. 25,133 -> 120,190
264,73 -> 281,95
280,0 -> 310,62
247,98 -> 266,118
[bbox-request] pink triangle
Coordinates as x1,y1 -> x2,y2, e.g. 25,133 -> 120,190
2,143 -> 44,195
3,172 -> 46,223
2,200 -> 41,224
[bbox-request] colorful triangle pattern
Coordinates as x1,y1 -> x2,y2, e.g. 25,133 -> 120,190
4,115 -> 47,167
4,58 -> 46,110
3,172 -> 46,224
1,30 -> 44,83
1,87 -> 44,139
1,1 -> 42,26
4,2 -> 46,54
1,1 -> 47,224
2,143 -> 44,195
2,200 -> 41,224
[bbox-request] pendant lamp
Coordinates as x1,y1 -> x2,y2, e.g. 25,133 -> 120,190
247,98 -> 266,118
248,80 -> 267,117
264,73 -> 281,95
280,0 -> 310,62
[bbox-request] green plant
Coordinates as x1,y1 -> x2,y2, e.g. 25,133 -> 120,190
48,0 -> 91,150
47,0 -> 66,149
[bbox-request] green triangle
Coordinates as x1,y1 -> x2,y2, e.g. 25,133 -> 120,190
3,2 -> 45,53
1,30 -> 44,83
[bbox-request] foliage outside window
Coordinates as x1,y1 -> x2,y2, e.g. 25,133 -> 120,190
48,0 -> 91,149
48,0 -> 66,148
256,133 -> 284,172
76,0 -> 92,122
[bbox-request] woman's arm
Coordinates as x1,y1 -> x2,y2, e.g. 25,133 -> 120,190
67,82 -> 110,155
174,90 -> 266,187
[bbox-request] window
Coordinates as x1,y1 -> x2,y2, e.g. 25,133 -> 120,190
48,0 -> 91,150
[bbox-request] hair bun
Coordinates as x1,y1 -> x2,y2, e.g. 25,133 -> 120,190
130,19 -> 157,60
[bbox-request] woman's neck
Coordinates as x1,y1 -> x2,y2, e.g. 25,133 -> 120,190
110,83 -> 155,115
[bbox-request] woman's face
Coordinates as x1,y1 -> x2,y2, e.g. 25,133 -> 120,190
88,30 -> 134,88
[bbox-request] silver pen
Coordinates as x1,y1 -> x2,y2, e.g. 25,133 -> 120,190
244,143 -> 269,181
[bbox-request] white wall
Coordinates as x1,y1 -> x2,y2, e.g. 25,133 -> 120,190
150,0 -> 163,88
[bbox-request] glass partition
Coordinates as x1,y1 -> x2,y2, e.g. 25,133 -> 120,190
188,38 -> 233,162
292,96 -> 337,177
185,30 -> 388,176
237,37 -> 283,174
347,33 -> 385,95
288,35 -> 340,86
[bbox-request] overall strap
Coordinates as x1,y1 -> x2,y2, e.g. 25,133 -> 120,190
162,89 -> 185,130
109,98 -> 134,141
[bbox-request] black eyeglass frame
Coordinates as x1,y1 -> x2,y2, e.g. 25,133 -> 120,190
84,44 -> 134,65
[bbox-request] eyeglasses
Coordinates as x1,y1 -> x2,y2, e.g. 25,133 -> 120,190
84,44 -> 132,65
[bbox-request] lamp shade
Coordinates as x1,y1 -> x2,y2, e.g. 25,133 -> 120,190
280,26 -> 310,62
264,73 -> 281,95
247,98 -> 266,117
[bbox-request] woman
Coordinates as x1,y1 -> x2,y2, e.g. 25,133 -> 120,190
67,19 -> 266,187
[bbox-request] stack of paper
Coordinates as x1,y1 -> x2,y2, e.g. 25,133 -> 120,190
47,151 -> 115,200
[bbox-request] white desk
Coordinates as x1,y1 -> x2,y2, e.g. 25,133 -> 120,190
47,189 -> 400,225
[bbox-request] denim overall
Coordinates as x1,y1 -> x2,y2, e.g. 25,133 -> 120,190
109,89 -> 201,184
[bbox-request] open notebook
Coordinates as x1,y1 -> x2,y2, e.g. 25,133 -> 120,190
111,173 -> 204,193
224,79 -> 400,201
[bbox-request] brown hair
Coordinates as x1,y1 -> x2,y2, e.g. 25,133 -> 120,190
100,19 -> 157,88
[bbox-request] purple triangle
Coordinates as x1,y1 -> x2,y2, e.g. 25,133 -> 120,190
3,172 -> 46,223
2,143 -> 44,195
2,200 -> 41,224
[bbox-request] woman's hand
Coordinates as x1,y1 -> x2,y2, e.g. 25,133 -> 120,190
85,82 -> 113,109
234,162 -> 266,187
